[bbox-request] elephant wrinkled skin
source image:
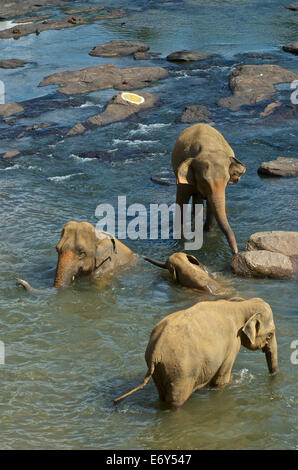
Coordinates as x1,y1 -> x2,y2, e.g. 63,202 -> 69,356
172,123 -> 246,254
114,298 -> 278,408
17,221 -> 136,291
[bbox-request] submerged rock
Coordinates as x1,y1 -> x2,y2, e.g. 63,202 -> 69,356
0,59 -> 28,68
260,101 -> 282,117
0,102 -> 24,118
283,42 -> 298,55
151,170 -> 176,186
89,40 -> 150,58
218,65 -> 298,111
39,64 -> 168,95
0,0 -> 70,18
246,231 -> 298,258
66,122 -> 86,137
181,105 -> 211,123
284,3 -> 298,10
231,251 -> 295,278
87,91 -> 159,127
166,50 -> 214,62
258,157 -> 298,177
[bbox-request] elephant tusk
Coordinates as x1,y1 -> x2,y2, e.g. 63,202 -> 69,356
72,276 -> 75,281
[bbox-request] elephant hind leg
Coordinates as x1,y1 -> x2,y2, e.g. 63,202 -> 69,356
165,378 -> 195,409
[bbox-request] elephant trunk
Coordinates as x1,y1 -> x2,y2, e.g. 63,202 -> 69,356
208,190 -> 238,254
54,250 -> 76,288
263,333 -> 279,375
144,257 -> 167,269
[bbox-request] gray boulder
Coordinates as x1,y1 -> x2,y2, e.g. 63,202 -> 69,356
246,231 -> 298,258
218,65 -> 298,111
181,105 -> 211,123
258,157 -> 298,177
87,92 -> 159,127
283,42 -> 298,55
231,251 -> 295,278
89,40 -> 149,58
166,50 -> 213,62
39,64 -> 168,95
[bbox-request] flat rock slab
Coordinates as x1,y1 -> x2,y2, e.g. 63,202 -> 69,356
283,42 -> 298,55
39,64 -> 168,95
0,59 -> 28,68
0,0 -> 70,18
181,104 -> 211,123
0,16 -> 87,39
284,3 -> 298,10
218,65 -> 298,111
246,231 -> 298,258
258,157 -> 298,177
166,50 -> 214,62
231,251 -> 295,278
0,102 -> 24,118
87,91 -> 159,127
89,40 -> 149,58
66,6 -> 105,14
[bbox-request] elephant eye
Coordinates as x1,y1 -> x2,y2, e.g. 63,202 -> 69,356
78,250 -> 87,258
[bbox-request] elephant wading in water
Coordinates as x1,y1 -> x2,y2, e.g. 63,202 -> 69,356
114,298 -> 278,408
172,123 -> 246,254
144,252 -> 225,295
17,221 -> 136,291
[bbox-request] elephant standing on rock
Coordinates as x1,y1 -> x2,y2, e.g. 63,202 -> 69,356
17,221 -> 136,291
172,123 -> 246,254
144,252 -> 226,295
114,297 -> 278,408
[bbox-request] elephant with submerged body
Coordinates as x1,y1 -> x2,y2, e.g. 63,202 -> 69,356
144,252 -> 226,295
17,221 -> 136,291
114,297 -> 278,408
172,123 -> 246,254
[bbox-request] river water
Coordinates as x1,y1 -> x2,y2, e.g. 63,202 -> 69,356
0,0 -> 297,450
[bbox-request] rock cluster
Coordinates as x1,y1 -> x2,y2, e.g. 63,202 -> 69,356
231,231 -> 298,278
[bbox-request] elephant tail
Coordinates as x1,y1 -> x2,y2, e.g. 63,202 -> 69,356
113,364 -> 155,404
143,257 -> 167,269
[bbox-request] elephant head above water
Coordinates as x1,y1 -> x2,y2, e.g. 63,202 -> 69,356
172,123 -> 246,254
144,252 -> 225,295
17,221 -> 136,291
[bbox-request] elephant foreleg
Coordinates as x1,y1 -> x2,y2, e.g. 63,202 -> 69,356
175,184 -> 193,239
210,351 -> 238,387
204,199 -> 217,232
192,194 -> 204,218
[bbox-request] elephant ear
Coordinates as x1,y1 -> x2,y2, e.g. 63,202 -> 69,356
95,237 -> 116,269
242,313 -> 261,344
176,158 -> 195,186
229,156 -> 246,184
